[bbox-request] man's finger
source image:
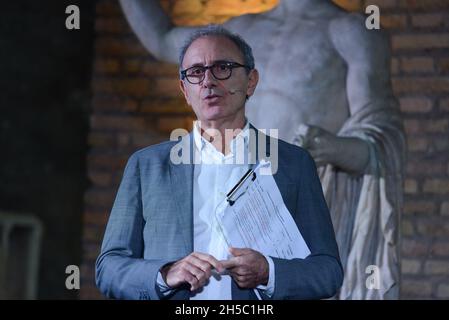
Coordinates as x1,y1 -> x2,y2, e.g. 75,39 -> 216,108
229,266 -> 251,277
220,257 -> 239,269
183,262 -> 206,282
181,271 -> 199,291
191,252 -> 224,272
187,255 -> 212,277
229,247 -> 251,256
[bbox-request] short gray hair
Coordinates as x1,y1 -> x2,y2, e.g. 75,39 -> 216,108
179,25 -> 255,72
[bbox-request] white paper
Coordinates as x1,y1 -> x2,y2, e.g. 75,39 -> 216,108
216,160 -> 311,260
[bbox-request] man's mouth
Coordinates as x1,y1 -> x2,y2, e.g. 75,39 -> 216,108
204,94 -> 222,100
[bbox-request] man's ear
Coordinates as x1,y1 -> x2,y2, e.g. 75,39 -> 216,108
246,69 -> 259,98
179,80 -> 191,105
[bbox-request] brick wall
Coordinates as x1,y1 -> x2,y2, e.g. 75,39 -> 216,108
81,0 -> 449,299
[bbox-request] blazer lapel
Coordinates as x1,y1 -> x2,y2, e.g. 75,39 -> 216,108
168,133 -> 194,253
249,124 -> 292,203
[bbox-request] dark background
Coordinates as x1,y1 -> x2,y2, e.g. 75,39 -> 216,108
0,0 -> 95,299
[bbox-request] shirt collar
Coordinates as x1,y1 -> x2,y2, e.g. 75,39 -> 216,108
193,120 -> 250,160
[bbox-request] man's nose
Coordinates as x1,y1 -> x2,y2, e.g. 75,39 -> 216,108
202,68 -> 217,88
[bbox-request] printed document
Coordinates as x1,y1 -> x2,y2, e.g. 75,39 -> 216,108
216,160 -> 311,259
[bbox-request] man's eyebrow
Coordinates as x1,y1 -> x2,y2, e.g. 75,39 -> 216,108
189,62 -> 205,67
187,59 -> 234,68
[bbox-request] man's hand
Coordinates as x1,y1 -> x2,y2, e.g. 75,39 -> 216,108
221,247 -> 269,289
160,252 -> 224,292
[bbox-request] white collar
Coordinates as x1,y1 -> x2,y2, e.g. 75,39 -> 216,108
193,120 -> 250,159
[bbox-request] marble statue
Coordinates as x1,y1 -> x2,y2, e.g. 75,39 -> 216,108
119,0 -> 406,299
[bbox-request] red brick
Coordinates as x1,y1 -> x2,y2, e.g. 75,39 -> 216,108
82,242 -> 102,262
436,283 -> 449,299
433,138 -> 449,153
83,209 -> 109,227
88,170 -> 112,187
391,57 -> 399,75
130,132 -> 167,148
157,116 -> 192,133
400,97 -> 433,113
142,61 -> 179,77
90,115 -> 147,131
406,160 -> 445,176
123,99 -> 139,112
424,260 -> 449,275
96,1 -> 122,16
397,0 -> 449,9
423,179 -> 449,194
84,224 -> 107,243
407,137 -> 428,152
416,219 -> 449,237
369,0 -> 397,9
93,78 -> 152,98
411,13 -> 445,28
431,241 -> 449,257
401,259 -> 421,275
438,58 -> 449,73
403,201 -> 436,215
404,179 -> 418,194
441,202 -> 449,216
152,77 -> 184,98
381,14 -> 407,29
392,34 -> 449,50
94,58 -> 120,74
423,119 -> 448,133
87,154 -> 128,171
84,188 -> 116,210
80,284 -> 104,300
92,96 -> 138,112
439,98 -> 449,112
401,57 -> 434,73
402,219 -> 415,236
95,17 -> 130,35
401,279 -> 432,298
403,119 -> 420,134
95,38 -> 148,57
117,133 -> 131,147
393,77 -> 449,94
141,98 -> 191,114
124,59 -> 143,74
88,132 -> 116,148
402,238 -> 429,257
92,96 -> 118,110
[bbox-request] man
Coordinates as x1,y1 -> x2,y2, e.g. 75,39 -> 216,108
95,25 -> 343,300
119,0 -> 405,299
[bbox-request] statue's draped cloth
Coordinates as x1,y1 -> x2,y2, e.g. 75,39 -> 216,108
318,103 -> 405,299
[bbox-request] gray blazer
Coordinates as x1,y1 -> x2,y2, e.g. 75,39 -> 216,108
95,126 -> 343,300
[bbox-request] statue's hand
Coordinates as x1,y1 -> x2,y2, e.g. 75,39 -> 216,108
293,124 -> 340,167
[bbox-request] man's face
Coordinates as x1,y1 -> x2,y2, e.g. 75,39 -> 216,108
179,36 -> 258,124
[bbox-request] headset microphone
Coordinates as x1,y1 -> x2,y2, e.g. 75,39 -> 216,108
229,89 -> 244,95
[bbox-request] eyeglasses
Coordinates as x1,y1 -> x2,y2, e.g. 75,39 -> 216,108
180,61 -> 250,84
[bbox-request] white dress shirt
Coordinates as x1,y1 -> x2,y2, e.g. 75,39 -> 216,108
157,121 -> 274,299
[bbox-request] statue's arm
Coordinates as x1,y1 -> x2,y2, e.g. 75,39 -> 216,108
119,0 -> 254,65
119,0 -> 194,63
327,14 -> 396,174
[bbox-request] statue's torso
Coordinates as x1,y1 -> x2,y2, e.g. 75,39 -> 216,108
242,13 -> 350,143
